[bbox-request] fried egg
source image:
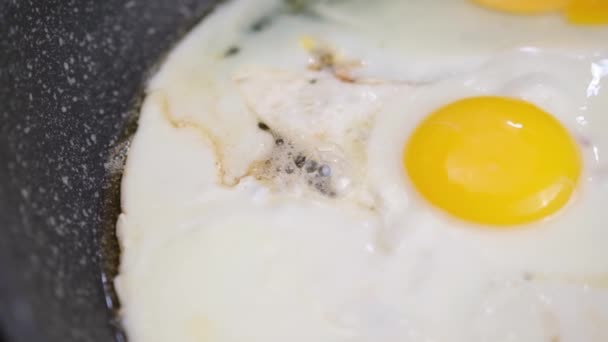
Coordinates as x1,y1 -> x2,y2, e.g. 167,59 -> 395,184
115,1 -> 608,341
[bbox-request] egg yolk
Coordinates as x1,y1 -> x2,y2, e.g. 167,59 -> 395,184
473,0 -> 608,25
404,96 -> 581,226
566,0 -> 608,25
472,0 -> 568,14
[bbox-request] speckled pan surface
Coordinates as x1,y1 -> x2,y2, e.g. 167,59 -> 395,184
0,0 -> 220,341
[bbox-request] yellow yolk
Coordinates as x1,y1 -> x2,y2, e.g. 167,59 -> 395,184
472,0 -> 608,25
404,96 -> 581,226
566,0 -> 608,25
472,0 -> 568,14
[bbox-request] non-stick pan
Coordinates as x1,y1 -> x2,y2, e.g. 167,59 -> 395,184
0,1 -> 222,341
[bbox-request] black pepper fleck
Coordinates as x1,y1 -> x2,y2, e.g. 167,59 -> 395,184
285,166 -> 294,174
309,78 -> 317,84
275,138 -> 284,146
294,154 -> 306,168
250,16 -> 272,32
258,122 -> 270,131
223,45 -> 240,58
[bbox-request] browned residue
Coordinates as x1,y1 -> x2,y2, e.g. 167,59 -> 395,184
303,38 -> 361,83
229,86 -> 281,187
242,159 -> 276,186
155,91 -> 231,186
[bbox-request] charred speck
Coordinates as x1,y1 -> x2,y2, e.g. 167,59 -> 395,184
250,15 -> 273,32
294,154 -> 306,168
285,165 -> 294,174
305,160 -> 318,173
224,45 -> 240,58
275,138 -> 284,146
258,122 -> 270,131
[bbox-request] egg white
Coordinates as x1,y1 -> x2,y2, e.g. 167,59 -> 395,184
116,1 -> 608,341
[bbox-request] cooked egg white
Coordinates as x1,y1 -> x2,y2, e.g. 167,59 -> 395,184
115,1 -> 608,341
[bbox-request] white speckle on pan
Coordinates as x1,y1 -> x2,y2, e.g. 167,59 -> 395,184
1,0 -> 220,339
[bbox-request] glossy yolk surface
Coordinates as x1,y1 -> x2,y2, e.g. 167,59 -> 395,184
473,0 -> 608,25
404,96 -> 581,226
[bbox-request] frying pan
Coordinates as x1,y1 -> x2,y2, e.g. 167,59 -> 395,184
0,0 -> 222,340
